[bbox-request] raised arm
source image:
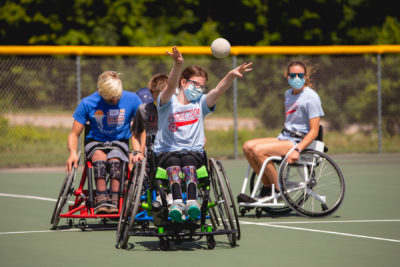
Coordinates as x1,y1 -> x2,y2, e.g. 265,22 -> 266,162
206,62 -> 253,108
159,46 -> 184,106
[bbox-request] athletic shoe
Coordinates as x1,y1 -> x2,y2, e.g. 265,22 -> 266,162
255,186 -> 271,199
237,193 -> 256,203
169,202 -> 185,223
94,193 -> 109,214
108,193 -> 119,214
186,200 -> 201,221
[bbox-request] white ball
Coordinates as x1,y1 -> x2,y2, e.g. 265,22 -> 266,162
210,38 -> 231,59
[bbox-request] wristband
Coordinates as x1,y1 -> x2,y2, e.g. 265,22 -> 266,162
294,147 -> 301,154
132,150 -> 142,156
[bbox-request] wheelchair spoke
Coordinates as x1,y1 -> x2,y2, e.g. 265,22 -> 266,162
279,150 -> 345,217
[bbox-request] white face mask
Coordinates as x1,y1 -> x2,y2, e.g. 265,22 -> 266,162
184,83 -> 203,102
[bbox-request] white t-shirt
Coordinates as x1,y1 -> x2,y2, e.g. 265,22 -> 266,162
153,92 -> 215,154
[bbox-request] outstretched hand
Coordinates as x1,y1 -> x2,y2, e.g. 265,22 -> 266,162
166,46 -> 184,65
232,62 -> 253,78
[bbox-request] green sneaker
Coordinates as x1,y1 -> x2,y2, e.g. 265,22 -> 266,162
169,202 -> 185,223
186,200 -> 201,221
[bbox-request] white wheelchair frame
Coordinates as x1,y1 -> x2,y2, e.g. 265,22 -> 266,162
238,139 -> 332,217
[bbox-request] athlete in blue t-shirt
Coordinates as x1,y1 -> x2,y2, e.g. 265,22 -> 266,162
242,61 -> 324,199
66,71 -> 142,214
156,46 -> 253,222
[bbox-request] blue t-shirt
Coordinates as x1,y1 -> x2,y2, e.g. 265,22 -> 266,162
278,86 -> 324,142
73,91 -> 142,141
153,92 -> 215,154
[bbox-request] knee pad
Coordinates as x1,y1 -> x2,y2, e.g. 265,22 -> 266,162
108,160 -> 122,181
93,160 -> 107,180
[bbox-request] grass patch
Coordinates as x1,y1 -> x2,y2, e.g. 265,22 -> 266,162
1,118 -> 399,168
0,122 -> 69,168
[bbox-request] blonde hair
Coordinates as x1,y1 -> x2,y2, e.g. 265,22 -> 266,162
147,73 -> 168,98
97,71 -> 123,100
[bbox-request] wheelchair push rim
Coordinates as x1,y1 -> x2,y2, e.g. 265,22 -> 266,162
209,158 -> 239,247
118,159 -> 146,248
50,151 -> 81,229
116,162 -> 139,243
278,150 -> 345,218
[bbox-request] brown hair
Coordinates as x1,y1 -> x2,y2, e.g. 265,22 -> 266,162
147,73 -> 168,98
180,65 -> 208,88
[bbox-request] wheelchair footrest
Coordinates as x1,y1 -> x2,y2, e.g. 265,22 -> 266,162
130,229 -> 237,237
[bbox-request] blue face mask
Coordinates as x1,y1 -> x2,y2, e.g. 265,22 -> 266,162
288,77 -> 305,90
184,83 -> 203,102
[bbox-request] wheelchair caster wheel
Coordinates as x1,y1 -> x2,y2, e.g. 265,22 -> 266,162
159,238 -> 170,251
206,235 -> 216,249
256,208 -> 262,218
141,222 -> 149,231
68,219 -> 73,228
79,219 -> 87,231
239,207 -> 247,217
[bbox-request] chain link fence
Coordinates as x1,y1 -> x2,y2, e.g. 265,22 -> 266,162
1,52 -> 399,168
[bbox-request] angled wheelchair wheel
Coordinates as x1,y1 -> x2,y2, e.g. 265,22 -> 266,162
51,152 -> 81,229
278,150 -> 345,217
118,158 -> 146,249
215,159 -> 241,240
209,158 -> 238,247
249,171 -> 292,216
116,164 -> 138,243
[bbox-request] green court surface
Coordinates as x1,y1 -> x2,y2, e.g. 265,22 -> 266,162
1,153 -> 399,267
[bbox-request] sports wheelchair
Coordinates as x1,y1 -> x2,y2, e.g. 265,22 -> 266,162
238,126 -> 345,218
116,135 -> 240,250
51,140 -> 131,230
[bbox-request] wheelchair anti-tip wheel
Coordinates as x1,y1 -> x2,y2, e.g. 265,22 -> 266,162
278,150 -> 345,217
118,158 -> 146,249
209,158 -> 240,247
50,152 -> 81,229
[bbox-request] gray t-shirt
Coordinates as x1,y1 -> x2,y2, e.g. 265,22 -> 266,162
278,86 -> 324,142
153,93 -> 214,154
131,103 -> 158,136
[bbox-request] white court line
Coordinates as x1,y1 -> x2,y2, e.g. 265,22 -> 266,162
240,220 -> 400,243
0,229 -> 80,235
0,193 -> 57,202
254,219 -> 400,224
1,192 -> 400,243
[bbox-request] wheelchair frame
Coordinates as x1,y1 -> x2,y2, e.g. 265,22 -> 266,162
50,150 -> 131,230
116,142 -> 240,250
239,133 -> 345,218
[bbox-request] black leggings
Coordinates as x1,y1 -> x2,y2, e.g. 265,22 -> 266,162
157,151 -> 203,201
162,154 -> 200,169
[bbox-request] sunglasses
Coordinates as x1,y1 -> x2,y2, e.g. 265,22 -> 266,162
187,79 -> 208,91
289,73 -> 305,79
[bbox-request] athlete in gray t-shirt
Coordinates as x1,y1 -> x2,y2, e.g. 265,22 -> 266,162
242,61 -> 323,200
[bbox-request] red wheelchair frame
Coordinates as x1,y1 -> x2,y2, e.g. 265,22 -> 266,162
51,151 -> 131,230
